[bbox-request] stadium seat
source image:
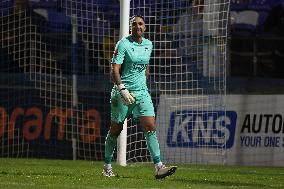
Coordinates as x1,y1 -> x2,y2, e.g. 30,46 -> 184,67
95,0 -> 116,5
230,11 -> 238,25
231,0 -> 284,11
256,11 -> 269,32
0,0 -> 13,15
231,0 -> 249,11
237,10 -> 259,26
231,10 -> 259,35
248,0 -> 272,11
252,0 -> 284,10
30,0 -> 58,9
0,0 -> 12,8
47,9 -> 71,32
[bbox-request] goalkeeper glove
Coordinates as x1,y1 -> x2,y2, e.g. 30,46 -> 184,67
117,84 -> 135,105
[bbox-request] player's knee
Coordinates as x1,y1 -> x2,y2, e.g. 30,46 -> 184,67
140,116 -> 156,131
109,128 -> 122,137
142,122 -> 156,132
110,122 -> 123,136
144,125 -> 156,132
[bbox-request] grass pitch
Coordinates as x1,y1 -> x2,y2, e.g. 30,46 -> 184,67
0,158 -> 284,189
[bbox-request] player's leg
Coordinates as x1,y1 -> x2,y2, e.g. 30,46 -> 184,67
139,116 -> 177,179
139,116 -> 161,165
133,91 -> 161,165
103,121 -> 123,177
103,90 -> 128,177
134,91 -> 177,179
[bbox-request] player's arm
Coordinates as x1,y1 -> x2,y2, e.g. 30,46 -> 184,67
111,63 -> 135,105
145,64 -> 149,80
111,63 -> 122,85
111,40 -> 135,105
111,40 -> 125,86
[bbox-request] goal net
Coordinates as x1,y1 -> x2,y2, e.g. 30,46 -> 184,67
0,0 -> 230,164
0,0 -> 108,160
127,0 -> 230,164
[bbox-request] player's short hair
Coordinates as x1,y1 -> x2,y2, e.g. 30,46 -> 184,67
130,15 -> 145,22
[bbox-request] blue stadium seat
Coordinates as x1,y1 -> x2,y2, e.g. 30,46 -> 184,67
0,0 -> 12,8
231,8 -> 273,35
231,0 -> 249,11
47,9 -> 71,32
0,0 -> 13,15
248,0 -> 284,11
231,10 -> 260,36
131,0 -> 155,6
30,0 -> 58,8
231,0 -> 284,11
248,0 -> 272,11
256,11 -> 269,31
95,0 -> 117,5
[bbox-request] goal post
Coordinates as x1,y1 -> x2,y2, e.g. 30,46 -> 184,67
116,0 -> 131,167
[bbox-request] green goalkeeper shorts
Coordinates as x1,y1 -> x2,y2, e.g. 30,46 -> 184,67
110,88 -> 155,124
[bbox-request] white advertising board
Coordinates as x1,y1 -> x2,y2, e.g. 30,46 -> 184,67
156,95 -> 284,166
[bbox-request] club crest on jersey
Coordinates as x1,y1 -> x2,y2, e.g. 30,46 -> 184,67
145,47 -> 148,51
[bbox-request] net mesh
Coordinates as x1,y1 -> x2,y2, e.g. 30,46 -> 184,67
127,0 -> 230,164
0,0 -> 229,164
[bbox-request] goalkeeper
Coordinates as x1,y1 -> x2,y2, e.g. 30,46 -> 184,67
102,15 -> 177,179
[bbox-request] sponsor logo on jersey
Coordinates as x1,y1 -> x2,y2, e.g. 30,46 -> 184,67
133,63 -> 147,72
167,110 -> 237,148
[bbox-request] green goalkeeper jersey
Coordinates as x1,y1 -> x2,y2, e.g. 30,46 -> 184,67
111,35 -> 153,91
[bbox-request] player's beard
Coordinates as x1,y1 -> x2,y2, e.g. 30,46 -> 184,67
132,29 -> 144,38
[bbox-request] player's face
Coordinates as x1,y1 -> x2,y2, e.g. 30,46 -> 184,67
130,17 -> 146,38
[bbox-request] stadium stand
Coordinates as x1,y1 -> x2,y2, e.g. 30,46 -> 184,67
231,0 -> 284,35
3,0 -> 281,78
230,0 -> 284,78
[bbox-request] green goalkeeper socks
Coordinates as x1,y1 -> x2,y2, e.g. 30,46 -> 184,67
145,131 -> 161,164
104,131 -> 118,164
105,131 -> 161,164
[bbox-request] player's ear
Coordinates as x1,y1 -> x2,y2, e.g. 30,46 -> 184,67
129,20 -> 132,33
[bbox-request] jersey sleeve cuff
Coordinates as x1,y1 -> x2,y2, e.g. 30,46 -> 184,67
117,84 -> 126,91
